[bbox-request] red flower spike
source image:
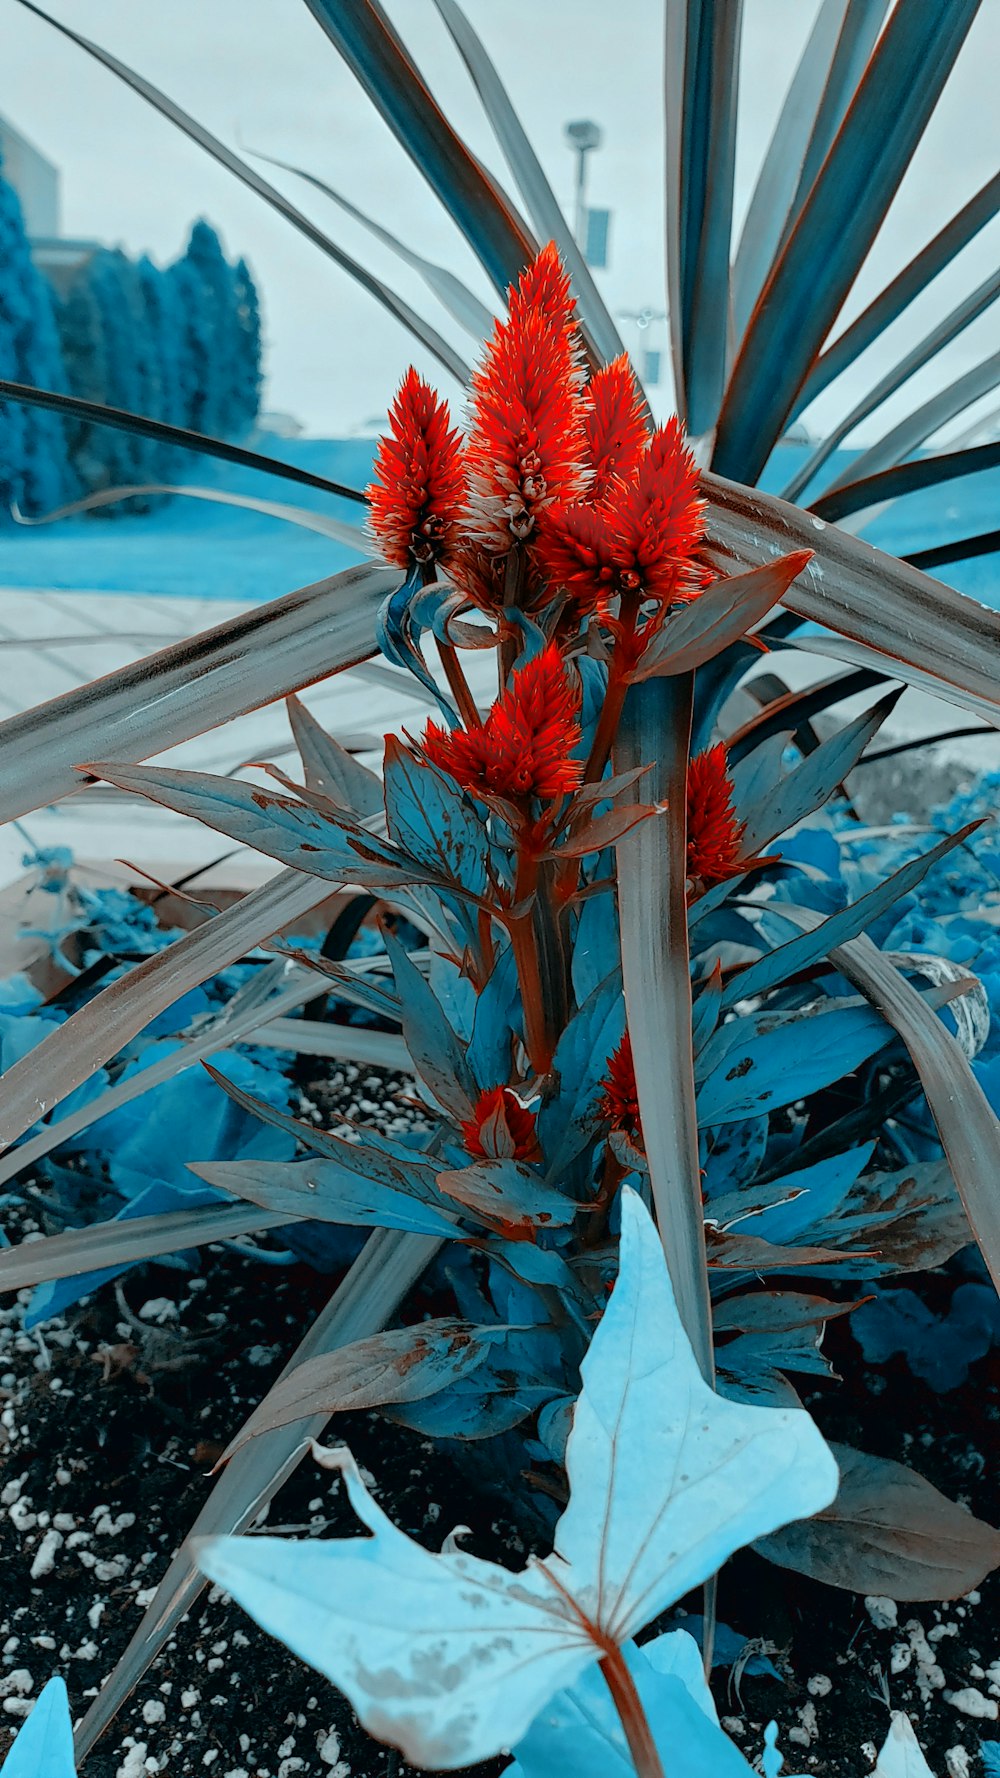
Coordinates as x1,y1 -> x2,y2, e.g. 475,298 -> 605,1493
582,356 -> 648,503
538,415 -> 707,614
461,1085 -> 540,1162
686,744 -> 747,887
366,367 -> 466,572
423,643 -> 582,806
598,1031 -> 642,1147
458,245 -> 587,606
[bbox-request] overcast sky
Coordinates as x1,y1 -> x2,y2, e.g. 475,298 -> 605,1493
2,0 -> 998,444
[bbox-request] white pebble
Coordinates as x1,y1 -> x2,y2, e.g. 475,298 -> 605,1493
946,1748 -> 972,1778
807,1675 -> 832,1697
865,1596 -> 898,1630
946,1688 -> 998,1719
0,1673 -> 33,1700
141,1700 -> 166,1725
30,1528 -> 64,1579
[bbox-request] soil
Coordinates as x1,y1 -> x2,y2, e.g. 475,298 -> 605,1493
2,1061 -> 1000,1778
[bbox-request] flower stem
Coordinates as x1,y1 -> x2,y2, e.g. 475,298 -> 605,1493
599,1647 -> 666,1778
438,640 -> 481,729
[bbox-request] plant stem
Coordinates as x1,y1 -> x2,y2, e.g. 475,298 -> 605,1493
599,1647 -> 666,1778
438,639 -> 481,729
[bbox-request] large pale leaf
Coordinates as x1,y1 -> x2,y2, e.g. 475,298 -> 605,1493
73,1226 -> 440,1762
1,1677 -> 76,1777
0,560 -> 396,826
14,2 -> 471,382
757,1442 -> 1000,1598
198,1191 -> 837,1769
712,0 -> 981,482
302,0 -> 536,304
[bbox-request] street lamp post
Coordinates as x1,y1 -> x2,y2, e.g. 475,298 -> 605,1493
563,118 -> 603,248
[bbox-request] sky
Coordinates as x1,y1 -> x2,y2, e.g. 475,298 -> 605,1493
2,0 -> 998,444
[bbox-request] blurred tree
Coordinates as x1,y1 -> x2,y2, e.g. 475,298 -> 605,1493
231,255 -> 263,435
0,163 -> 73,521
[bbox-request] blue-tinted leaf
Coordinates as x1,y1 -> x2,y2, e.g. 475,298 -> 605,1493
702,1117 -> 769,1199
219,1320 -> 515,1458
287,694 -> 384,819
0,1676 -> 76,1777
713,0 -> 982,481
692,963 -> 723,1056
538,971 -> 624,1176
198,1192 -> 837,1768
738,692 -> 900,855
507,1631 -> 757,1778
571,879 -> 620,1005
467,943 -> 520,1088
86,761 -> 420,889
697,1001 -> 895,1126
722,823 -> 982,1009
190,1153 -> 459,1239
730,1146 -> 874,1246
376,578 -> 456,719
383,736 -> 490,896
382,925 -> 478,1121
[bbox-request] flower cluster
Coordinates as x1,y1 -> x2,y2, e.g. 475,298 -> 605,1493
686,744 -> 746,887
423,643 -> 582,806
367,242 -> 707,628
461,1085 -> 539,1162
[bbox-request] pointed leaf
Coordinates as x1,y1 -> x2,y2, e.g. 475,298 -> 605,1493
739,691 -> 899,854
383,737 -> 490,896
0,559 -> 396,828
287,695 -> 384,818
631,552 -> 813,681
1,1677 -> 76,1777
191,1155 -> 458,1239
757,1442 -> 1000,1599
697,999 -> 895,1127
538,970 -> 625,1177
437,1160 -> 574,1235
218,1319 -> 510,1460
381,924 -> 478,1121
0,1203 -> 284,1293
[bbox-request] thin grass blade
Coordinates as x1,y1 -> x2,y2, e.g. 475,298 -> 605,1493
72,1226 -> 440,1762
0,379 -> 366,503
614,674 -> 713,1382
733,0 -> 853,336
905,529 -> 1000,572
14,0 -> 470,383
0,1204 -> 287,1292
783,267 -> 1000,502
819,348 -> 1000,495
301,0 -> 536,301
810,440 -> 1000,523
247,145 -> 496,342
430,0 -> 627,370
712,0 -> 982,482
796,171 -> 1000,414
13,480 -> 372,550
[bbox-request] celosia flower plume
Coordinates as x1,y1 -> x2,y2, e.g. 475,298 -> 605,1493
537,415 -> 707,615
581,355 -> 648,502
366,367 -> 466,573
687,744 -> 746,887
598,1031 -> 642,1147
423,643 -> 582,805
461,1085 -> 540,1162
458,243 -> 587,607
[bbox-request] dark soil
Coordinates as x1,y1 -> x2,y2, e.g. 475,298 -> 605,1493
2,1061 -> 999,1776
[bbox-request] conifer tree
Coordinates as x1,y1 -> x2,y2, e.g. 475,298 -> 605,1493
0,163 -> 73,519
